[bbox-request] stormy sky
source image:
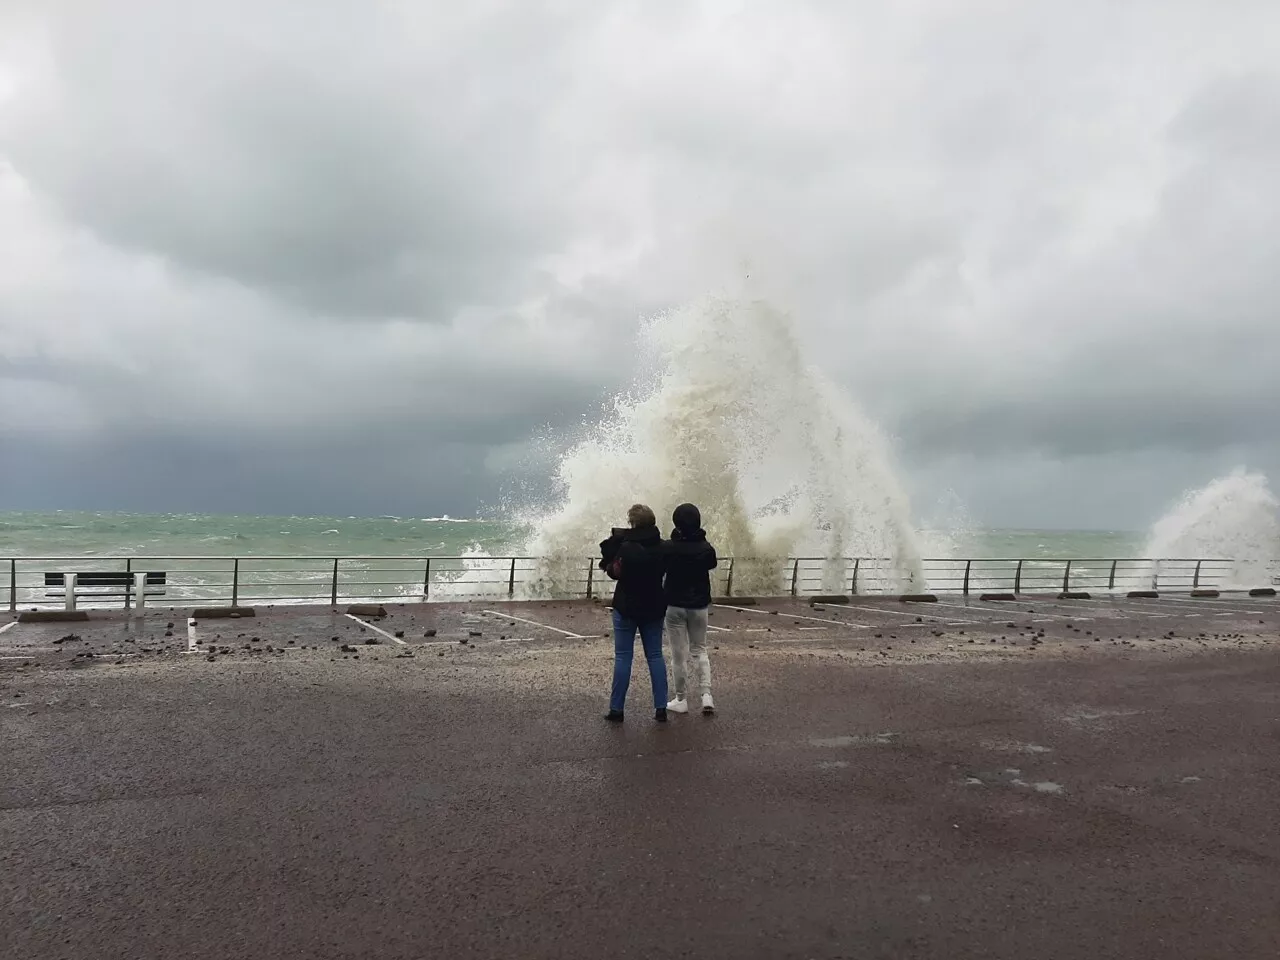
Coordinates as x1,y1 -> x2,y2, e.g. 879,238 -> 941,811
2,0 -> 1279,529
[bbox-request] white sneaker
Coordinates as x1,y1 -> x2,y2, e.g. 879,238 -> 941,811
666,697 -> 689,714
701,694 -> 715,714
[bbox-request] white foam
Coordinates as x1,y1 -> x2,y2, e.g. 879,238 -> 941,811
1144,468 -> 1279,588
519,298 -> 924,596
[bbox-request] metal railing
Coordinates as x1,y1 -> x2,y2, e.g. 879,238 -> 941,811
3,555 -> 1278,612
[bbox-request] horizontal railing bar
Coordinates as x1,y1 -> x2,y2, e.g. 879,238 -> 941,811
1,555 -> 1258,566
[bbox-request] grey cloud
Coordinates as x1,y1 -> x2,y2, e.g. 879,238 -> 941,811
2,1 -> 591,317
3,1 -> 1280,526
0,431 -> 502,517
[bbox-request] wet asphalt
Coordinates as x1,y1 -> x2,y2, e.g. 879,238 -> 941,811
3,595 -> 1280,959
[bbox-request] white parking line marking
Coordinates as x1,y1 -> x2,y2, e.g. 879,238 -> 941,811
343,613 -> 408,645
715,604 -> 870,628
1131,596 -> 1266,614
480,610 -> 587,639
818,603 -> 957,623
925,599 -> 1002,614
0,622 -> 17,636
929,598 -> 1101,625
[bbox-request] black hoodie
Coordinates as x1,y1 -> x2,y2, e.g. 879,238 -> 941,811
663,503 -> 718,609
599,524 -> 667,622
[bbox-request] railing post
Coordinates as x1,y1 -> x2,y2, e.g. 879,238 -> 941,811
1014,559 -> 1023,594
124,557 -> 133,611
725,558 -> 735,598
8,559 -> 15,613
134,572 -> 147,613
1062,560 -> 1072,593
423,558 -> 432,600
1193,559 -> 1202,588
962,559 -> 972,596
1152,560 -> 1159,592
1108,560 -> 1118,591
65,573 -> 77,612
231,558 -> 240,608
331,558 -> 340,607
508,557 -> 517,598
586,560 -> 594,600
790,558 -> 799,596
851,558 -> 860,596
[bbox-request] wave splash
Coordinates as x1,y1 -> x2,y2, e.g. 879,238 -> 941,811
519,297 -> 924,596
1144,468 -> 1280,588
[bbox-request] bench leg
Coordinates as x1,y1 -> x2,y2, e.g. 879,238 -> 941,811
65,574 -> 77,612
135,573 -> 147,614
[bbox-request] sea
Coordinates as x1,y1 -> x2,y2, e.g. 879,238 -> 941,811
0,510 -> 1160,607
0,511 -> 1141,561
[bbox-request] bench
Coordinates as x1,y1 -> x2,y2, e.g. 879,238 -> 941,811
45,572 -> 167,611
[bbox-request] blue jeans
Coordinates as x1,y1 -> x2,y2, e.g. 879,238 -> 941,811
610,610 -> 668,714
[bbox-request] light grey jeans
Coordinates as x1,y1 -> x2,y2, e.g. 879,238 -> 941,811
665,606 -> 711,699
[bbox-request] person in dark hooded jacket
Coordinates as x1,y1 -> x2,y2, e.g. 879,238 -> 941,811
599,504 -> 669,723
662,503 -> 718,715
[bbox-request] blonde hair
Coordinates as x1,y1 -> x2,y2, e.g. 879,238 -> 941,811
627,503 -> 657,528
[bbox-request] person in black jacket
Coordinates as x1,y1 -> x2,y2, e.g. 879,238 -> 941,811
599,504 -> 669,723
662,503 -> 719,715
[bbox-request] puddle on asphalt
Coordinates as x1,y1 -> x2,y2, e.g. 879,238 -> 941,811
980,738 -> 1054,755
1062,707 -> 1142,725
964,768 -> 1065,795
809,733 -> 896,748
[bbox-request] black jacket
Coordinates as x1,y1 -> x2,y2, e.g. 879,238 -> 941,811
663,527 -> 718,609
599,525 -> 667,623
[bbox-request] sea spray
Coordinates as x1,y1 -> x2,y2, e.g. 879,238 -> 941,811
520,298 -> 925,596
1144,468 -> 1280,588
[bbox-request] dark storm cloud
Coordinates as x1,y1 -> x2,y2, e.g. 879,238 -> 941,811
2,1 -> 1280,525
0,431 -> 502,517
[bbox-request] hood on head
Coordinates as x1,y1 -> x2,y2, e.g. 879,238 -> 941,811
672,503 -> 702,534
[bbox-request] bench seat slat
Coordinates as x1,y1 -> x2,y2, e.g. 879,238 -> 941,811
44,572 -> 166,587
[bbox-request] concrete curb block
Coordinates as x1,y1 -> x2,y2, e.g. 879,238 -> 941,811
1190,589 -> 1221,598
197,607 -> 257,619
18,610 -> 91,623
345,604 -> 388,617
1249,588 -> 1277,597
1127,591 -> 1159,599
899,594 -> 938,603
980,593 -> 1018,602
1059,592 -> 1092,600
809,595 -> 850,605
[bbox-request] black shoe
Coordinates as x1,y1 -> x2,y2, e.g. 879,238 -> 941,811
606,710 -> 624,723
655,708 -> 668,722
